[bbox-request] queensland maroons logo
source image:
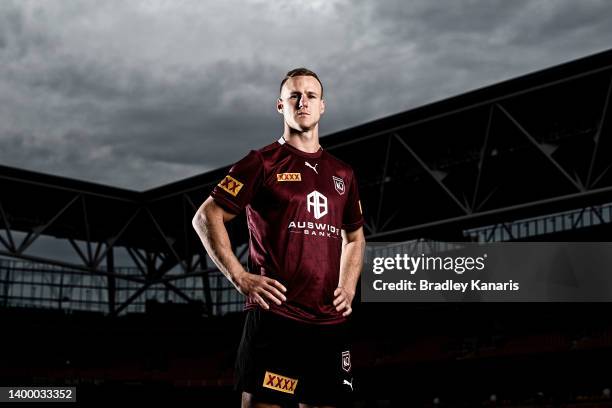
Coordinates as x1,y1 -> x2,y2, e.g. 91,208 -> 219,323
333,176 -> 345,195
342,350 -> 351,372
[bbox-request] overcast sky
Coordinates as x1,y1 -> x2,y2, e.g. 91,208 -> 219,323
1,0 -> 612,191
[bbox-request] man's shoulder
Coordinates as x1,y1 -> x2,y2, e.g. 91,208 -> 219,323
250,139 -> 286,165
256,139 -> 283,155
233,140 -> 282,165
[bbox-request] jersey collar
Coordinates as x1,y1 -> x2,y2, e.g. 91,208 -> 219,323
277,137 -> 323,159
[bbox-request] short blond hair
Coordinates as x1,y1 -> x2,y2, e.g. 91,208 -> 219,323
279,68 -> 324,98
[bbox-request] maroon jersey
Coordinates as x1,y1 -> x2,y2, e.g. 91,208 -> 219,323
211,137 -> 364,324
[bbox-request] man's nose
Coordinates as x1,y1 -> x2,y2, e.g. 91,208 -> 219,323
297,94 -> 308,109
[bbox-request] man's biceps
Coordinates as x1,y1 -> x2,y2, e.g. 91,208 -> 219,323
221,207 -> 238,222
203,196 -> 238,222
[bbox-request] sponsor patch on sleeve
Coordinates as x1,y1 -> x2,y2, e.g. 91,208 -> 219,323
217,175 -> 244,197
277,173 -> 301,182
262,371 -> 298,394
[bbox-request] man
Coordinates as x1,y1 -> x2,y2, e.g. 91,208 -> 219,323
192,68 -> 366,408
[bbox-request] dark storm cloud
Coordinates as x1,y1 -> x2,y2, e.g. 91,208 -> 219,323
312,0 -> 612,131
104,59 -> 284,164
0,0 -> 611,190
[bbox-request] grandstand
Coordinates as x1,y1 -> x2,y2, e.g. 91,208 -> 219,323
2,49 -> 612,406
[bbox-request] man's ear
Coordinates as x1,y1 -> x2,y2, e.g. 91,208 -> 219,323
320,98 -> 325,115
277,97 -> 284,114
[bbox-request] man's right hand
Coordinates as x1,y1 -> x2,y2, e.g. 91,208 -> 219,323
234,271 -> 287,310
192,197 -> 288,310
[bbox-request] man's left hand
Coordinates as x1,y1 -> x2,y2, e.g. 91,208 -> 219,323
333,286 -> 355,317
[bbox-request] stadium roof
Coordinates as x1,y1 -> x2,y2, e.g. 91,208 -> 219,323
1,48 -> 612,256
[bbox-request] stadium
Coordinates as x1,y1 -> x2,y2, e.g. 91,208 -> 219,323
2,49 -> 612,406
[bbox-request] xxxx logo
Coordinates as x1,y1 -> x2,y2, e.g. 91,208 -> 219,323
262,371 -> 298,394
217,175 -> 244,197
277,173 -> 302,182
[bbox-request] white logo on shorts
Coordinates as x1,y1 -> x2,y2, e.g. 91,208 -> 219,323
341,350 -> 351,373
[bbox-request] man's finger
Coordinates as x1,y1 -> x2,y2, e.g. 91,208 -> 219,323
335,300 -> 347,312
333,295 -> 345,306
261,289 -> 283,306
267,278 -> 287,293
342,307 -> 352,317
334,287 -> 343,297
264,283 -> 287,302
253,293 -> 270,310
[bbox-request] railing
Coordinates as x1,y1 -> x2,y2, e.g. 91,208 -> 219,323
0,259 -> 243,316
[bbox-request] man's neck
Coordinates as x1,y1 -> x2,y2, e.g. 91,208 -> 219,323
282,126 -> 321,153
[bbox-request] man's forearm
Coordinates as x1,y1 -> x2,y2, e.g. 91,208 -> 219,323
338,238 -> 366,295
192,211 -> 244,286
192,201 -> 287,309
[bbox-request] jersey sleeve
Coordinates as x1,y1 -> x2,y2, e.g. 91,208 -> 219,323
210,150 -> 264,214
342,170 -> 365,232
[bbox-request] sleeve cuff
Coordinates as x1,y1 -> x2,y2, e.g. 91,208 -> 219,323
210,193 -> 242,215
342,218 -> 365,232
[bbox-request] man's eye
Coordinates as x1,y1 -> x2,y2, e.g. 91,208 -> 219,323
289,95 -> 298,99
308,95 -> 317,99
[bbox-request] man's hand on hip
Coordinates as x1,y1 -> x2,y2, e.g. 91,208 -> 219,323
333,286 -> 355,317
234,271 -> 287,310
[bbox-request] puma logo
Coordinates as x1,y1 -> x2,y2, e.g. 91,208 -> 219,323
305,161 -> 318,174
343,378 -> 353,391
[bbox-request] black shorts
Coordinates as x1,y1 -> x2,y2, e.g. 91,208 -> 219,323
235,309 -> 355,407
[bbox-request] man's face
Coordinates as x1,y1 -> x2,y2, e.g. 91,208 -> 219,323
277,75 -> 325,132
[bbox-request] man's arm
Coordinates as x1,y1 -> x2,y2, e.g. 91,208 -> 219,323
333,226 -> 366,317
192,196 -> 286,309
